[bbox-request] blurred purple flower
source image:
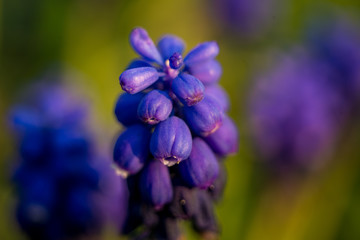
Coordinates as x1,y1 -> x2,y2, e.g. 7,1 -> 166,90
248,53 -> 346,170
11,83 -> 128,239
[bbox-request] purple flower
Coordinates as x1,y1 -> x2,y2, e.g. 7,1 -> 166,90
114,92 -> 145,127
114,28 -> 238,239
119,67 -> 160,94
204,114 -> 239,156
169,52 -> 183,69
183,96 -> 223,136
248,53 -> 344,170
187,59 -> 222,85
204,84 -> 230,112
171,73 -> 205,106
137,90 -> 173,125
157,34 -> 185,62
150,116 -> 192,166
183,42 -> 219,66
113,124 -> 151,177
130,28 -> 163,65
140,160 -> 173,210
179,138 -> 219,189
11,83 -> 127,239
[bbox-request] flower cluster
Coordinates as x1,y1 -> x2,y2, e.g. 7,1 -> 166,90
11,84 -> 127,240
114,28 -> 239,238
248,52 -> 345,171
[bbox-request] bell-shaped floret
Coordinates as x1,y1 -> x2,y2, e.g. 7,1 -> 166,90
157,35 -> 185,61
119,67 -> 159,94
179,138 -> 219,189
204,115 -> 239,156
130,27 -> 163,65
171,73 -> 205,106
188,60 -> 222,85
184,41 -> 219,66
113,125 -> 151,177
204,84 -> 230,112
137,90 -> 173,125
139,160 -> 173,210
150,116 -> 192,166
114,92 -> 145,127
183,96 -> 223,136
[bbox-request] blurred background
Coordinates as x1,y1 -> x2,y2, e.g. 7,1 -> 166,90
1,0 -> 360,239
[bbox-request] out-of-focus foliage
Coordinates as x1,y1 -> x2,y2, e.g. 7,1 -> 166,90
1,0 -> 360,239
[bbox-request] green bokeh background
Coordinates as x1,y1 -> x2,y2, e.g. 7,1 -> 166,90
1,0 -> 360,239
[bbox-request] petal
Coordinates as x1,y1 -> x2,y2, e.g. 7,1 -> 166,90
203,115 -> 239,156
113,125 -> 151,176
140,160 -> 173,209
184,41 -> 219,66
130,27 -> 163,65
119,67 -> 159,94
157,34 -> 185,60
188,60 -> 222,85
183,96 -> 223,136
204,84 -> 230,112
137,90 -> 173,125
179,138 -> 219,189
150,116 -> 192,166
114,92 -> 145,127
171,73 -> 205,106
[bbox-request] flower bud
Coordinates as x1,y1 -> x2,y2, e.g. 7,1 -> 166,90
192,190 -> 219,234
169,52 -> 183,69
137,90 -> 173,125
179,138 -> 219,189
119,67 -> 159,94
169,186 -> 198,219
183,96 -> 223,136
188,60 -> 222,85
130,27 -> 163,65
114,92 -> 145,127
113,125 -> 151,177
171,73 -> 205,106
157,35 -> 185,61
204,115 -> 239,156
150,116 -> 192,166
184,41 -> 219,66
140,160 -> 173,209
204,84 -> 230,112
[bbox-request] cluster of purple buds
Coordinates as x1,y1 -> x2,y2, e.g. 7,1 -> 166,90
114,28 -> 239,238
248,52 -> 345,171
11,85 -> 127,240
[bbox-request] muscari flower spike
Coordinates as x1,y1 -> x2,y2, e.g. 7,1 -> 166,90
113,27 -> 239,239
248,52 -> 345,171
11,83 -> 128,240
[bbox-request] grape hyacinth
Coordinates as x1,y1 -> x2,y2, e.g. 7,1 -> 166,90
248,52 -> 345,171
11,84 -> 127,240
114,27 -> 239,239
